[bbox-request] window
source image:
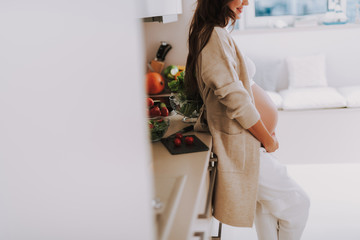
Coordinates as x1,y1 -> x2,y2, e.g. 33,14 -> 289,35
255,0 -> 328,17
346,0 -> 360,22
244,0 -> 349,29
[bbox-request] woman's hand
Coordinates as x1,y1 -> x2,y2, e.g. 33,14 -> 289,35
263,133 -> 279,153
248,120 -> 279,153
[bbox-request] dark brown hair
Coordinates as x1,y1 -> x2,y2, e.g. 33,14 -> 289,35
184,0 -> 237,100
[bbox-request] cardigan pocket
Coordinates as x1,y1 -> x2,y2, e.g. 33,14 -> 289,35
212,130 -> 246,173
210,116 -> 244,135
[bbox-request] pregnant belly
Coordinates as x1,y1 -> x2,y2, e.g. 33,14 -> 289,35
257,101 -> 278,134
252,84 -> 278,134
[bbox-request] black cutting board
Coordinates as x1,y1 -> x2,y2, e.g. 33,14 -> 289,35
161,135 -> 209,155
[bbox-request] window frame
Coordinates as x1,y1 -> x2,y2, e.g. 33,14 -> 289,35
244,0 -> 347,29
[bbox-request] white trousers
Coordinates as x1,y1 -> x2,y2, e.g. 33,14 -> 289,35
255,149 -> 310,240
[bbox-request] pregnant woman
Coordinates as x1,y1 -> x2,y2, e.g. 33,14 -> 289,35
185,0 -> 310,239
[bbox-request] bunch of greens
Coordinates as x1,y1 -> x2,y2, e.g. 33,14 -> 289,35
167,70 -> 185,96
168,71 -> 201,118
179,99 -> 200,118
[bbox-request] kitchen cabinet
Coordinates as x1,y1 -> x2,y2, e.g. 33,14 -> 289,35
140,0 -> 182,23
190,152 -> 217,240
151,115 -> 216,239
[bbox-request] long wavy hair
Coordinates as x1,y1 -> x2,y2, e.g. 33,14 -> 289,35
184,0 -> 237,100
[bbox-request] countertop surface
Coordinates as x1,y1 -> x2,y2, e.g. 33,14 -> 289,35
151,114 -> 212,240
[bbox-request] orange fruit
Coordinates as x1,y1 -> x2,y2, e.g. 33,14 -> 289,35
146,72 -> 165,94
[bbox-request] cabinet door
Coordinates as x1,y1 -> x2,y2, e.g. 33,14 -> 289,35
191,157 -> 217,239
140,0 -> 182,18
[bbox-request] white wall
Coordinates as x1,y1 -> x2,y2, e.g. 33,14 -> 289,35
143,0 -> 196,66
232,26 -> 360,90
0,1 -> 155,239
143,0 -> 360,88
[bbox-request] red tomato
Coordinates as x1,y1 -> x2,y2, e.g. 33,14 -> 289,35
146,72 -> 165,94
185,136 -> 194,145
173,138 -> 182,147
175,133 -> 183,139
161,107 -> 169,117
147,97 -> 154,107
149,106 -> 161,118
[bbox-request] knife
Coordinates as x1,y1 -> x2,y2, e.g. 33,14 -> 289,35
155,41 -> 172,62
165,125 -> 194,139
149,42 -> 172,74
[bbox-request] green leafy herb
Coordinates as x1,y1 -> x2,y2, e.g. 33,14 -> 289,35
168,70 -> 202,118
168,71 -> 185,95
149,118 -> 169,141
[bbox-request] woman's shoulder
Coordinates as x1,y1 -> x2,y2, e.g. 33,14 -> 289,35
213,26 -> 228,34
205,27 -> 236,57
213,26 -> 232,42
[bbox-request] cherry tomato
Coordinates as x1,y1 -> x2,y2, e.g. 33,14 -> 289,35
185,136 -> 194,145
161,107 -> 169,116
147,97 -> 154,107
175,133 -> 183,139
173,138 -> 182,147
149,106 -> 161,118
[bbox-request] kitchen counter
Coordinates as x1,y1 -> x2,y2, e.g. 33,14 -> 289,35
151,114 -> 213,240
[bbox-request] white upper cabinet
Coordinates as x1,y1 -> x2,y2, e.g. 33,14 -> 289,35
138,0 -> 182,23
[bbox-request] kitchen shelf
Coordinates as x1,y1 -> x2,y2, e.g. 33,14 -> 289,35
149,89 -> 172,109
150,92 -> 171,98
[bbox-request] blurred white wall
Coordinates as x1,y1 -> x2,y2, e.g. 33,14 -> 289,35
143,0 -> 196,66
232,27 -> 360,90
0,1 -> 155,239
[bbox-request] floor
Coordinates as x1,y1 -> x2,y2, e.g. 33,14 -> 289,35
211,163 -> 360,240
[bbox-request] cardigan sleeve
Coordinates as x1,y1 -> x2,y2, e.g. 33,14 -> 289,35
200,29 -> 260,129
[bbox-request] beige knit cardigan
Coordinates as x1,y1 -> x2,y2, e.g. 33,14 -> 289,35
194,26 -> 261,227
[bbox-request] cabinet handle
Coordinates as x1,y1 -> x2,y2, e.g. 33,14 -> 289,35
212,222 -> 222,239
198,153 -> 217,219
193,232 -> 204,240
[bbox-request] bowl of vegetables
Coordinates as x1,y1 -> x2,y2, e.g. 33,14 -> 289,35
169,93 -> 201,122
148,116 -> 170,142
167,70 -> 201,123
